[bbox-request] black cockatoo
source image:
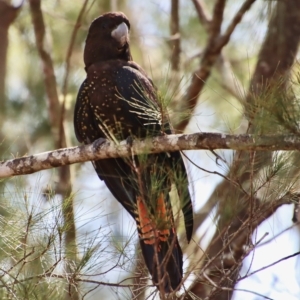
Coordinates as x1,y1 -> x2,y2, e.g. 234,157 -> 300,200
74,12 -> 193,292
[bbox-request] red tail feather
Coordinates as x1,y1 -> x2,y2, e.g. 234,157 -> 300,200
137,196 -> 183,292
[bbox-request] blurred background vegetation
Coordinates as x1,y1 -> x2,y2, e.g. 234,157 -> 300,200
0,0 -> 300,299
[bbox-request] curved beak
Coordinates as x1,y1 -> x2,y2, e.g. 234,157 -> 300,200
111,22 -> 129,45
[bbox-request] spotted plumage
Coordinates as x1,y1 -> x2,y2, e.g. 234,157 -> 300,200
74,12 -> 193,292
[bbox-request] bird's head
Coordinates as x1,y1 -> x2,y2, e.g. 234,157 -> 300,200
84,12 -> 132,69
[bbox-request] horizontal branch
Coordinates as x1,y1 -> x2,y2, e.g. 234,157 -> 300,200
1,132 -> 300,178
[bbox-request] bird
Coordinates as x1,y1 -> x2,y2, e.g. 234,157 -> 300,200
74,12 -> 193,293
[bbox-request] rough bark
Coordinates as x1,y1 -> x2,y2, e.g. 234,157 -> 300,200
1,133 -> 300,178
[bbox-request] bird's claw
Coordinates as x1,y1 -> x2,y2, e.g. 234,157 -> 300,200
93,137 -> 107,150
126,135 -> 134,147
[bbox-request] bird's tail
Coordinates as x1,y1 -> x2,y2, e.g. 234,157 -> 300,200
136,195 -> 183,292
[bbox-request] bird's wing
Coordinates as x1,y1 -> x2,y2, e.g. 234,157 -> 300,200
74,77 -> 138,218
75,60 -> 193,240
126,62 -> 194,242
74,79 -> 89,143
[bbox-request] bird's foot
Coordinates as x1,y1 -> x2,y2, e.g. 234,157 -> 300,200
93,137 -> 107,151
125,135 -> 135,147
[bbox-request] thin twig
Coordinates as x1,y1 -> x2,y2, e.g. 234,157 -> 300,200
191,0 -> 210,29
185,195 -> 291,299
240,251 -> 300,280
218,0 -> 256,48
0,271 -> 142,289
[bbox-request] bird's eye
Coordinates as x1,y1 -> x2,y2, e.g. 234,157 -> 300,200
102,23 -> 108,29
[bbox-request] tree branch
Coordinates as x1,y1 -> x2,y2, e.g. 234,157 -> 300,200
191,0 -> 210,30
170,0 -> 181,71
0,0 -> 22,115
29,0 -> 61,145
29,3 -> 80,299
209,0 -> 226,39
1,133 -> 300,178
190,0 -> 246,105
176,0 -> 256,131
218,0 -> 256,48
